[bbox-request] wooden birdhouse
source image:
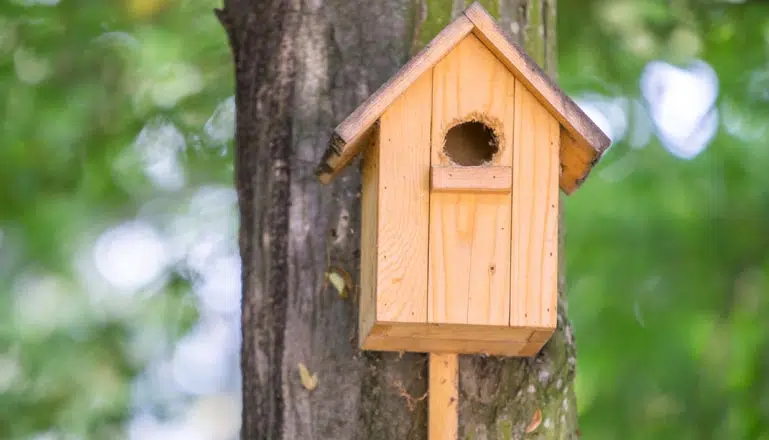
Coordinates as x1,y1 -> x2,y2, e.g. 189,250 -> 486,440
316,3 -> 610,357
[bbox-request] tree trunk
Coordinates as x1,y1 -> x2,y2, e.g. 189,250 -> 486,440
217,0 -> 578,439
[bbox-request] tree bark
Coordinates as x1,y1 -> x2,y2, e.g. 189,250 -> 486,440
217,0 -> 579,439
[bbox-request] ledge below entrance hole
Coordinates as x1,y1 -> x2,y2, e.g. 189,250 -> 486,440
431,165 -> 513,193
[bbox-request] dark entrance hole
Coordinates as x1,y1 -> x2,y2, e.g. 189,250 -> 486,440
443,121 -> 499,166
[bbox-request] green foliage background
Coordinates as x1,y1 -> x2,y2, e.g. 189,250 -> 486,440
1,0 -> 768,438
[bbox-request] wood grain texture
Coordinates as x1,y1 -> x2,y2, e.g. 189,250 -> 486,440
368,322 -> 532,342
510,80 -> 559,331
431,166 -> 512,193
517,341 -> 546,357
428,34 -> 514,327
359,133 -> 379,344
359,322 -> 547,356
364,333 -> 529,356
375,70 -> 432,323
429,353 -> 458,440
528,329 -> 555,343
463,1 -> 609,193
358,321 -> 554,356
315,16 -> 473,184
316,2 -> 609,195
560,125 -> 600,193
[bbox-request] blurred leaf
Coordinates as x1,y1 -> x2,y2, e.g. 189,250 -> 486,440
298,363 -> 318,391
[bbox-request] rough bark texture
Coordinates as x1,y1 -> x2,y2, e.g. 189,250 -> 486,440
218,0 -> 578,439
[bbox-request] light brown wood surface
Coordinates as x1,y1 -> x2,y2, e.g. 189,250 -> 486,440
316,16 -> 474,184
374,70 -> 432,324
358,130 -> 379,342
369,322 -> 532,342
365,335 -> 530,356
429,353 -> 458,440
428,34 -> 514,328
528,329 -> 555,343
463,2 -> 609,193
510,80 -> 559,330
560,126 -> 599,193
431,166 -> 512,193
360,322 -> 551,356
316,2 -> 610,194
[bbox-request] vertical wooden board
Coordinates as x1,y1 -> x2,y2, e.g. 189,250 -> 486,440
510,80 -> 559,329
375,70 -> 432,323
429,193 -> 511,325
430,34 -> 514,167
428,34 -> 514,326
559,126 -> 599,194
429,353 -> 458,440
359,135 -> 379,343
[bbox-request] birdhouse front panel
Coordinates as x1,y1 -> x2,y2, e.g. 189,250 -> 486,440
428,34 -> 514,329
321,3 -> 611,358
357,33 -> 561,357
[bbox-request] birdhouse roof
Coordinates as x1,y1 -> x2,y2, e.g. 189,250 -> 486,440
315,2 -> 611,194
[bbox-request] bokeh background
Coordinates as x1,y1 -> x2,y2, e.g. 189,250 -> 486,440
2,0 -> 768,438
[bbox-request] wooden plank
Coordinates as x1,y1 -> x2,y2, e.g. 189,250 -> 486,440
361,321 -> 538,355
369,322 -> 532,343
510,80 -> 559,330
429,353 -> 458,440
316,16 -> 474,184
517,341 -> 547,357
375,70 -> 432,323
463,1 -> 609,194
528,329 -> 555,344
358,133 -> 379,345
363,333 -> 530,356
317,2 -> 609,193
428,34 -> 514,327
431,166 -> 512,193
559,126 -> 600,194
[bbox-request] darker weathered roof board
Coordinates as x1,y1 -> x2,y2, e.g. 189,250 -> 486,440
315,2 -> 611,194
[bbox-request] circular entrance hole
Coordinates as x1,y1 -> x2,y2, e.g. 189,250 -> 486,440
443,121 -> 499,166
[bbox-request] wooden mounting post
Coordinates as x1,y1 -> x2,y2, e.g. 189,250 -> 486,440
429,353 -> 459,439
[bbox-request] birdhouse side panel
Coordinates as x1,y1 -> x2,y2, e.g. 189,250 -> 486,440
559,126 -> 599,194
373,70 -> 433,325
359,133 -> 379,344
510,80 -> 559,330
428,34 -> 515,327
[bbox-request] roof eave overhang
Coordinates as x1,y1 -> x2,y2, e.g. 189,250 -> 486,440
315,2 -> 611,193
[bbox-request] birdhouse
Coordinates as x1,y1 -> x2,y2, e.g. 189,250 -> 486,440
316,3 -> 610,357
